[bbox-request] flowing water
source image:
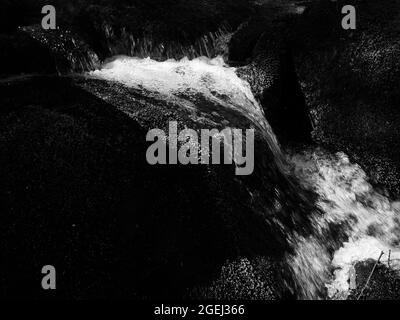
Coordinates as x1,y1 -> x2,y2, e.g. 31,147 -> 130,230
90,55 -> 283,166
90,55 -> 400,299
288,149 -> 400,299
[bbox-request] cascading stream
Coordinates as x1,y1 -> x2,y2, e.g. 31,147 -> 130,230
288,149 -> 400,299
90,55 -> 285,169
89,55 -> 400,299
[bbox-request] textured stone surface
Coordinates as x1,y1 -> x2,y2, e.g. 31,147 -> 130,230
291,0 -> 400,196
0,75 -> 313,299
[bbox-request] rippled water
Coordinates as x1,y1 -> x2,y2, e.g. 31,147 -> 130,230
90,56 -> 400,300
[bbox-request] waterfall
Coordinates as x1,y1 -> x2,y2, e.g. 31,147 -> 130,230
89,55 -> 400,299
288,149 -> 400,299
89,55 -> 284,167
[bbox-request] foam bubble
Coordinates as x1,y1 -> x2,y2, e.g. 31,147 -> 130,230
288,149 -> 400,299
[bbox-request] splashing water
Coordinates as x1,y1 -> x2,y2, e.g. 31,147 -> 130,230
89,55 -> 282,164
90,56 -> 260,115
90,56 -> 267,119
288,149 -> 400,299
89,55 -> 400,300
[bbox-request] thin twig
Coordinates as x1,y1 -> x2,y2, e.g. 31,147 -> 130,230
388,250 -> 391,268
357,251 -> 385,300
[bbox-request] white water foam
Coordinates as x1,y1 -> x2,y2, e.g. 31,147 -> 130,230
288,149 -> 400,299
90,55 -> 264,119
90,55 -> 400,299
89,55 -> 282,163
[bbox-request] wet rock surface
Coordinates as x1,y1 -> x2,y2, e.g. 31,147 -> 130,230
1,0 -> 314,144
20,25 -> 100,73
0,31 -> 58,76
1,0 -> 400,300
227,1 -> 313,144
348,260 -> 400,300
1,0 -> 252,61
0,1 -> 316,299
291,0 -> 400,197
288,0 -> 400,299
0,74 -> 314,299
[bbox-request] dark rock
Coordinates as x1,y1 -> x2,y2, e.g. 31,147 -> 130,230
227,18 -> 267,65
230,2 -> 313,144
0,75 -> 313,299
0,26 -> 100,76
1,0 -> 252,61
227,0 -> 305,65
70,1 -> 250,60
0,31 -> 58,76
291,0 -> 400,196
348,260 -> 400,300
20,25 -> 100,74
191,257 -> 291,300
0,0 -> 45,32
237,43 -> 312,144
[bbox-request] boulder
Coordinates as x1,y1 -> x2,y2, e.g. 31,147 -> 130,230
291,0 -> 400,196
347,260 -> 400,300
0,75 -> 313,299
0,31 -> 57,76
230,2 -> 313,144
